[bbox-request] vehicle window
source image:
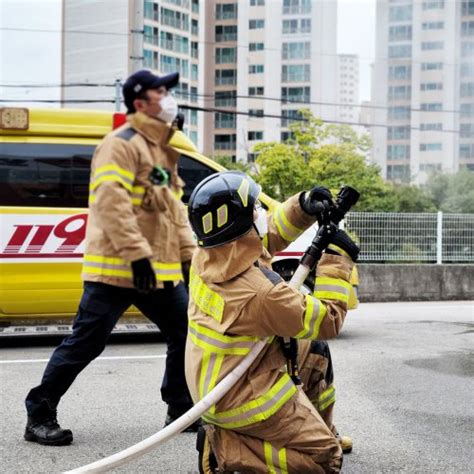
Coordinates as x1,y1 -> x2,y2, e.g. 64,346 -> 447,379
0,143 -> 96,207
178,154 -> 218,203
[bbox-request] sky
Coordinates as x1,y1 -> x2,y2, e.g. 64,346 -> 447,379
0,0 -> 376,106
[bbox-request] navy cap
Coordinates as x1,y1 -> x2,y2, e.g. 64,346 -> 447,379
122,69 -> 180,112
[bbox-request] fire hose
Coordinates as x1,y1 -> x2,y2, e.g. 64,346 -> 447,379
64,186 -> 359,474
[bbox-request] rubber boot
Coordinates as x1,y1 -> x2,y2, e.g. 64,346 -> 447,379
196,425 -> 218,474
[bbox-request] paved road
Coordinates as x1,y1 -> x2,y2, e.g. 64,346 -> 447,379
1,301 -> 473,473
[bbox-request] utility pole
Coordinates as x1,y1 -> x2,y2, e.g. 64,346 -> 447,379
114,79 -> 122,112
129,0 -> 144,73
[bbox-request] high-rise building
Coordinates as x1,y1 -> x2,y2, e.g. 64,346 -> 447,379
61,0 -> 201,147
336,54 -> 360,124
61,0 -> 338,160
201,0 -> 338,162
372,0 -> 474,184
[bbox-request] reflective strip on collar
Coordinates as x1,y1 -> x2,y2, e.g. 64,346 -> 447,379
202,373 -> 297,429
188,320 -> 258,356
90,164 -> 135,192
273,204 -> 304,242
295,295 -> 327,340
189,266 -> 225,322
318,385 -> 336,411
314,276 -> 352,304
82,255 -> 182,281
264,441 -> 288,474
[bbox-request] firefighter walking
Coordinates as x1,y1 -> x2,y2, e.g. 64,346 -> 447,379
185,171 -> 359,473
24,70 -> 197,446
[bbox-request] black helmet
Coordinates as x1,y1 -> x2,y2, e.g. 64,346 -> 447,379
188,171 -> 261,248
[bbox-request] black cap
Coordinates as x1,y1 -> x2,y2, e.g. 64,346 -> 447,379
122,69 -> 180,113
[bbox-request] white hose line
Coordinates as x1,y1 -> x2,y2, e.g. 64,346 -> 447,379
65,263 -> 311,473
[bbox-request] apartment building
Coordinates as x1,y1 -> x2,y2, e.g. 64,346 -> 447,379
336,54 -> 360,123
372,0 -> 474,183
201,0 -> 338,162
61,0 -> 202,147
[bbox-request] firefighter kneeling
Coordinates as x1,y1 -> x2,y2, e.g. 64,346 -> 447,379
185,171 -> 359,473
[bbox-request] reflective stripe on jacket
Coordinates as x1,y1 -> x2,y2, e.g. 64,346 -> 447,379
82,112 -> 196,288
185,193 -> 354,429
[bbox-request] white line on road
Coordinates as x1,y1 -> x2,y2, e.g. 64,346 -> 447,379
0,354 -> 166,365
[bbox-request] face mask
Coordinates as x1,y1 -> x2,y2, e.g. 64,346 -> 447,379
157,95 -> 178,123
253,206 -> 268,239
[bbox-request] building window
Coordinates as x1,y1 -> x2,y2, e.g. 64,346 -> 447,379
387,126 -> 411,140
389,5 -> 412,22
462,42 -> 474,57
145,1 -> 159,21
420,123 -> 442,131
421,41 -> 444,50
215,91 -> 236,107
281,131 -> 295,142
420,82 -> 443,91
160,31 -> 189,54
249,19 -> 265,29
160,7 -> 189,30
420,103 -> 442,111
249,109 -> 264,117
249,64 -> 264,74
282,86 -> 310,103
161,55 -> 188,78
282,0 -> 311,15
189,131 -> 198,145
214,134 -> 236,150
282,64 -> 310,82
388,106 -> 411,119
214,112 -> 236,129
191,64 -> 198,81
190,110 -> 198,126
215,69 -> 237,86
281,109 -> 303,127
282,42 -> 310,60
388,44 -> 412,59
420,143 -> 442,151
387,144 -> 410,160
215,25 -> 238,42
388,85 -> 411,100
460,103 -> 474,117
174,82 -> 189,100
419,163 -> 442,172
389,65 -> 411,80
422,1 -> 445,9
421,62 -> 443,71
422,21 -> 444,30
190,86 -> 198,103
459,143 -> 474,158
216,3 -> 238,20
282,19 -> 311,35
248,131 -> 263,140
144,49 -> 158,69
460,82 -> 474,97
249,42 -> 264,51
389,25 -> 412,41
460,124 -> 474,138
191,41 -> 198,59
216,47 -> 237,64
462,21 -> 474,37
462,1 -> 474,15
248,87 -> 264,96
191,19 -> 198,36
250,0 -> 265,5
387,164 -> 410,182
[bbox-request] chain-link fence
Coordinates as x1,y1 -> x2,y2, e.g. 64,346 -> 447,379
344,212 -> 474,263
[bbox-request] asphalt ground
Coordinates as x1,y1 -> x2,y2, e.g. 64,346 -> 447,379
0,301 -> 473,473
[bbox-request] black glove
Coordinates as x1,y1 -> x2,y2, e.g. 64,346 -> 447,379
299,186 -> 334,216
326,229 -> 360,262
181,260 -> 191,291
131,258 -> 156,293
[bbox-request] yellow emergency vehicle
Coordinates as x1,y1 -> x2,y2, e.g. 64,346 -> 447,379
0,107 -> 358,335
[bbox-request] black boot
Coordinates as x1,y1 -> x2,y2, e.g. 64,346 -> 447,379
164,404 -> 201,433
196,425 -> 218,474
24,413 -> 73,446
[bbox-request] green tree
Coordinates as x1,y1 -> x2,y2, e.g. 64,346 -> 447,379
212,155 -> 252,174
426,170 -> 474,213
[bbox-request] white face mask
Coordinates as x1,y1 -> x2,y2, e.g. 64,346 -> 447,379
253,206 -> 268,239
157,94 -> 178,123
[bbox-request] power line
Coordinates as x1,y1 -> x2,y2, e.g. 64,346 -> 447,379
1,83 -> 467,115
0,99 -> 464,134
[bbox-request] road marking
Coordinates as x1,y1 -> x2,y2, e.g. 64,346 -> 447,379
0,354 -> 166,365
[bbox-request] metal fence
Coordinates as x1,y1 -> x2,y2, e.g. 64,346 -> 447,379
343,212 -> 474,263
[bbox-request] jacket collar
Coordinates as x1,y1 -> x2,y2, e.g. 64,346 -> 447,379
192,228 -> 264,283
127,112 -> 174,145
